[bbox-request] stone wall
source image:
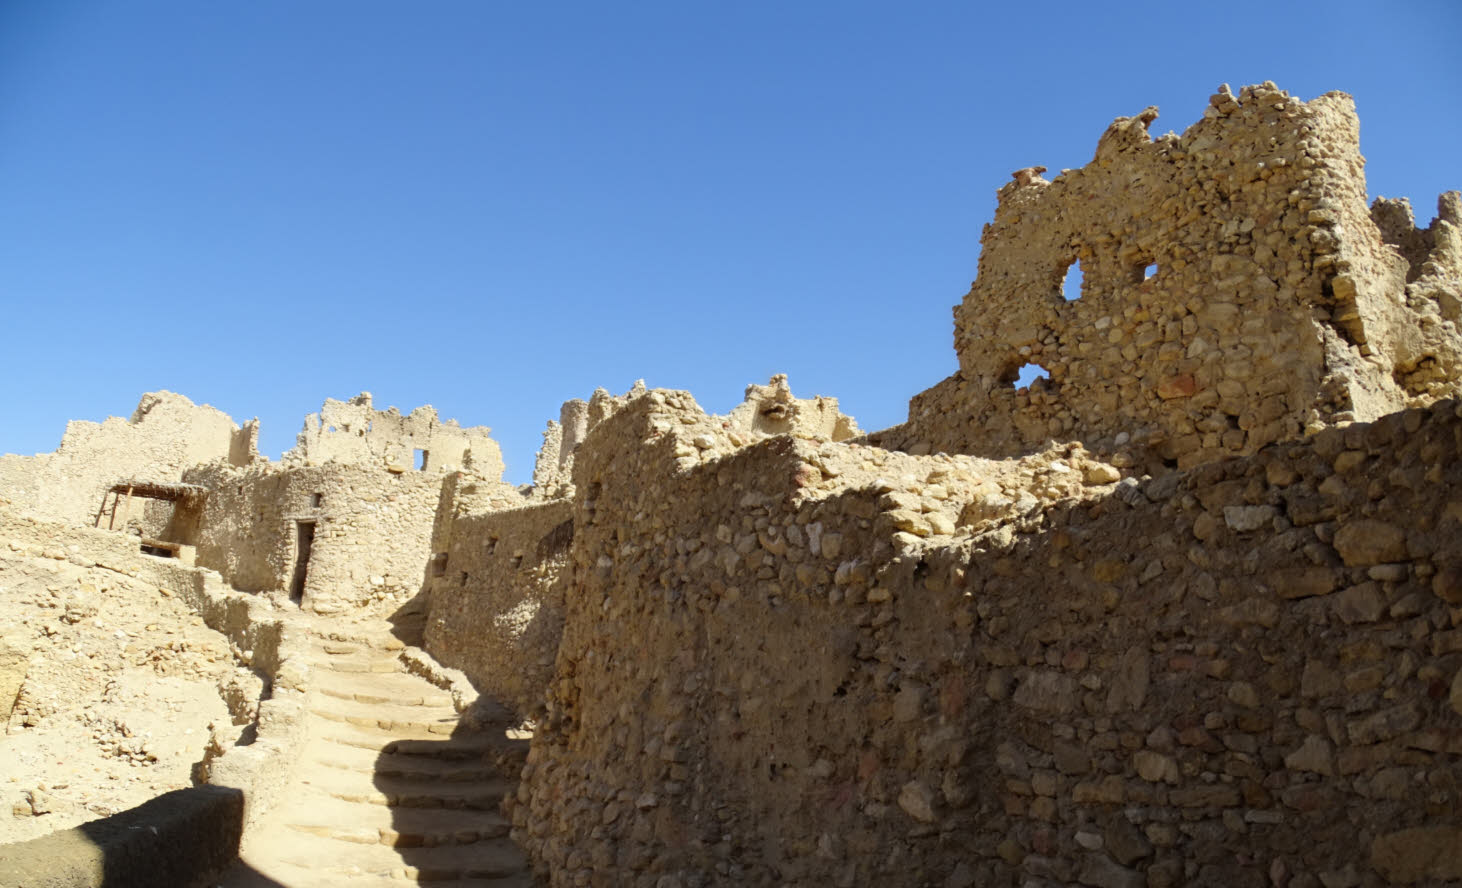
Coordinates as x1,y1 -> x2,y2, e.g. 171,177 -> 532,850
424,499 -> 574,718
509,391 -> 1462,888
0,785 -> 245,888
287,392 -> 504,479
872,84 -> 1461,473
0,391 -> 252,526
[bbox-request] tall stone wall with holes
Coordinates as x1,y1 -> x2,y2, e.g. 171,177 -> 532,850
424,499 -> 574,718
0,391 -> 254,526
872,84 -> 1461,473
286,392 -> 504,479
509,388 -> 1462,888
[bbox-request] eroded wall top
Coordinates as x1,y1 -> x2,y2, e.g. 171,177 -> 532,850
285,392 -> 504,481
718,374 -> 861,443
0,391 -> 252,525
876,83 -> 1461,472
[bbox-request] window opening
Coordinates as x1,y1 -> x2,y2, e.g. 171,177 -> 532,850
1142,262 -> 1158,280
311,492 -> 324,508
1014,362 -> 1051,390
415,449 -> 428,471
1061,260 -> 1084,302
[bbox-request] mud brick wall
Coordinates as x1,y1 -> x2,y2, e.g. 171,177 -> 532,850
424,499 -> 574,718
510,394 -> 1462,888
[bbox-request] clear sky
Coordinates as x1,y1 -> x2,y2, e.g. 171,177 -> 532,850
1,2 -> 1457,483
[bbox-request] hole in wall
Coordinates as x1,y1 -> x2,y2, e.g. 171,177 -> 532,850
414,449 -> 428,471
1060,260 -> 1084,302
1013,362 -> 1051,390
1142,262 -> 1158,280
311,492 -> 324,508
1130,259 -> 1158,283
486,537 -> 499,555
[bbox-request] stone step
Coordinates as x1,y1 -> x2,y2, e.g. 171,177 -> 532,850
314,742 -> 509,783
313,654 -> 405,674
225,850 -> 537,886
268,829 -> 529,880
310,696 -> 460,735
283,794 -> 511,847
298,766 -> 510,810
314,669 -> 455,708
386,736 -> 527,761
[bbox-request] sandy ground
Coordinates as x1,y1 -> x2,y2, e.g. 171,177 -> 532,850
0,552 -> 255,844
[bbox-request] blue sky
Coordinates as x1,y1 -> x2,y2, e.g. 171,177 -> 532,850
1,2 -> 1457,483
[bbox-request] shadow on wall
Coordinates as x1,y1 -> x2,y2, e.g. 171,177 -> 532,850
0,785 -> 267,888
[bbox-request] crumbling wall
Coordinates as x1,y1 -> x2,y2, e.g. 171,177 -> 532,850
531,383 -> 647,499
873,84 -> 1461,473
287,392 -> 504,479
718,374 -> 861,443
424,499 -> 574,718
531,377 -> 860,500
510,390 -> 1462,887
0,391 -> 251,525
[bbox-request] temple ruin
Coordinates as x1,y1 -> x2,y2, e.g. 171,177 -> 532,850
2,83 -> 1460,887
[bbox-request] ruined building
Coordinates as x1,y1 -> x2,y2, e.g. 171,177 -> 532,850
1,83 -> 1460,888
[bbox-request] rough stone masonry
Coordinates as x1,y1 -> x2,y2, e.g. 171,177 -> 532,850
1,83 -> 1459,888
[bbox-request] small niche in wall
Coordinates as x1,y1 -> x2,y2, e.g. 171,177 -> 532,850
311,492 -> 324,508
1060,259 -> 1084,302
487,537 -> 499,555
430,552 -> 448,577
415,449 -> 429,471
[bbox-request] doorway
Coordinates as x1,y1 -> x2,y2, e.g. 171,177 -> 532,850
290,520 -> 316,603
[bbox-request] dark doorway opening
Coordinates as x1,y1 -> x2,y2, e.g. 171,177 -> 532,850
290,520 -> 316,603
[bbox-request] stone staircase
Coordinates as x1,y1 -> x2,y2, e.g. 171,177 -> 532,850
217,634 -> 537,887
